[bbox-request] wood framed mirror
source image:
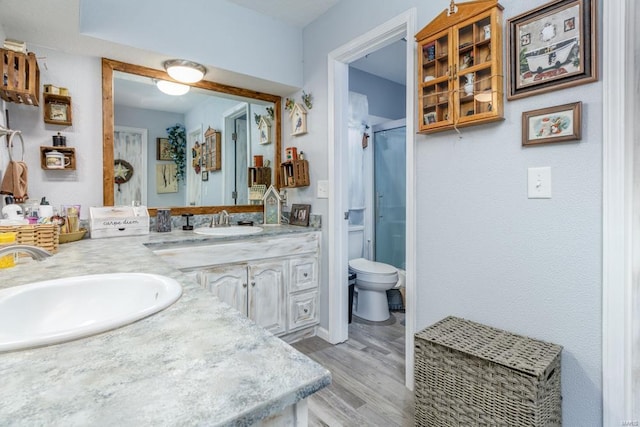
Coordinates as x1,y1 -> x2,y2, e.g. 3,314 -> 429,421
102,58 -> 281,216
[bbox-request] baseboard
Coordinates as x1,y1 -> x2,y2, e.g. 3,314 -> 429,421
316,327 -> 330,342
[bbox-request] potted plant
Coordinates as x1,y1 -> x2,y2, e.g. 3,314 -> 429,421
166,123 -> 186,182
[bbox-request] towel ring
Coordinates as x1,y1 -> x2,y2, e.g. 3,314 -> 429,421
7,131 -> 25,162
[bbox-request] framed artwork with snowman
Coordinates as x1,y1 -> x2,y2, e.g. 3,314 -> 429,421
290,103 -> 307,136
521,101 -> 581,146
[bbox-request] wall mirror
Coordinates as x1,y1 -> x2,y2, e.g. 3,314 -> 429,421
102,58 -> 281,216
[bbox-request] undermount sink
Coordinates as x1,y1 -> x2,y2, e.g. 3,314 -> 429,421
193,226 -> 263,237
0,273 -> 182,352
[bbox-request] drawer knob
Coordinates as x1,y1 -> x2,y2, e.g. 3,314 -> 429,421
303,273 -> 308,278
251,281 -> 256,287
242,283 -> 247,288
303,308 -> 309,313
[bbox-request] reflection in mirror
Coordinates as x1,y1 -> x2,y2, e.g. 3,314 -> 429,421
102,58 -> 281,216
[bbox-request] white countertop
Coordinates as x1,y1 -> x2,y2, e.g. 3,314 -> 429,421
0,226 -> 330,426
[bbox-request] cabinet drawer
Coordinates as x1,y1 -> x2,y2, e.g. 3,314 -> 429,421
289,256 -> 318,293
289,291 -> 319,331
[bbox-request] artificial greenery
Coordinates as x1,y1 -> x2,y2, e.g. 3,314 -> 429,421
166,123 -> 187,182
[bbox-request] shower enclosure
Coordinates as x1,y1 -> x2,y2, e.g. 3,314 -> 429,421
373,120 -> 406,269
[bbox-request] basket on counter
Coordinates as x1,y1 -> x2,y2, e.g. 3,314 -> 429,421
414,316 -> 562,426
0,223 -> 59,254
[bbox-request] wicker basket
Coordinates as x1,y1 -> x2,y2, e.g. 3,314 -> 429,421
414,316 -> 562,426
0,224 -> 59,254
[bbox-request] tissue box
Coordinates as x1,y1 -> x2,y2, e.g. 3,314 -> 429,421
90,206 -> 150,239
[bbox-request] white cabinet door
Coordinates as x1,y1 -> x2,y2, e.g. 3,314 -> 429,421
289,291 -> 319,331
249,260 -> 287,335
201,264 -> 248,315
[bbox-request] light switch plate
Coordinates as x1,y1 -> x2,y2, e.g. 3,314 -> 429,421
317,180 -> 329,199
528,167 -> 551,198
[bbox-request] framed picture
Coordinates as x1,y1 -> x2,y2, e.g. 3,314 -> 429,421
290,204 -> 311,227
522,101 -> 581,146
423,112 -> 437,125
49,103 -> 68,122
201,170 -> 209,181
290,103 -> 307,136
157,138 -> 172,161
156,163 -> 178,193
507,0 -> 597,100
203,127 -> 221,171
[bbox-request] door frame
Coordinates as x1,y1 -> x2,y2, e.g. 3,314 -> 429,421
602,0 -> 635,423
327,8 -> 417,389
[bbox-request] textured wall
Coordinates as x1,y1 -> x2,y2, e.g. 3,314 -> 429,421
300,0 -> 603,424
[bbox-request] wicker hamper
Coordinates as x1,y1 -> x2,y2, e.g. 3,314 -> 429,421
414,316 -> 562,426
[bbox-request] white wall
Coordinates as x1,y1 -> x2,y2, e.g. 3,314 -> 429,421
78,0 -> 303,89
298,0 -> 603,425
4,46 -> 103,219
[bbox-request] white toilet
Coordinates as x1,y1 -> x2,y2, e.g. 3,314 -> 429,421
348,227 -> 399,322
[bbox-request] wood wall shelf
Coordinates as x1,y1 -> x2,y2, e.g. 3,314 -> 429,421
248,166 -> 271,188
0,49 -> 40,106
280,160 -> 309,188
416,0 -> 504,133
40,146 -> 76,170
43,93 -> 72,126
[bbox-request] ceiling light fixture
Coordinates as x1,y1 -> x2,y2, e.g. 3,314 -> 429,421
156,80 -> 190,96
163,59 -> 207,83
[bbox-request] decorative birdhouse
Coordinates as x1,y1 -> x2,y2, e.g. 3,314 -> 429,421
258,115 -> 272,144
290,103 -> 307,136
262,185 -> 282,226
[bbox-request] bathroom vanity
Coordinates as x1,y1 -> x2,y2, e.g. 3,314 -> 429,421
154,231 -> 320,343
0,226 -> 329,426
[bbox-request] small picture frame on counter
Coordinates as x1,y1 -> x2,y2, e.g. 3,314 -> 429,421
289,204 -> 311,227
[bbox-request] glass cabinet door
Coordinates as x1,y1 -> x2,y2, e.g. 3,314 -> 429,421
419,29 -> 452,130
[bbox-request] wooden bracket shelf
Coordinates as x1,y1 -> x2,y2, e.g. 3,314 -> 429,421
43,93 -> 72,126
0,49 -> 40,106
40,146 -> 76,170
280,160 -> 309,188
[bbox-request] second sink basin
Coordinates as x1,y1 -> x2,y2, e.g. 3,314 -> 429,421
0,273 -> 182,352
193,226 -> 263,237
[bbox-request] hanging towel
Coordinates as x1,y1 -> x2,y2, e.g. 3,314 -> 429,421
0,130 -> 28,202
1,161 -> 29,202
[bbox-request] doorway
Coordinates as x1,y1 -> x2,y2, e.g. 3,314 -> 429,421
327,9 -> 417,389
223,105 -> 249,205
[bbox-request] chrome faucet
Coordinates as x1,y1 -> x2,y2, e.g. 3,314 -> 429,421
0,245 -> 52,261
217,210 -> 230,227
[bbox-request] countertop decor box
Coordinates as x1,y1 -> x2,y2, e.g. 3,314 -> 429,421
90,206 -> 150,239
414,316 -> 562,426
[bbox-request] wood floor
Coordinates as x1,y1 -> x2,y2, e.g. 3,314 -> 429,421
292,312 -> 414,426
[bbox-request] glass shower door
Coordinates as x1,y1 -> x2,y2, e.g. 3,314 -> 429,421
373,120 -> 406,269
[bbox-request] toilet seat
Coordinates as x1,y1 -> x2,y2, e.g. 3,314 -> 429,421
348,258 -> 398,284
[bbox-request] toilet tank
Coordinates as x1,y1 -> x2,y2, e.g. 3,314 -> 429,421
348,226 -> 364,260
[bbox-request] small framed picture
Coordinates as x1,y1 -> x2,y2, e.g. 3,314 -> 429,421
522,101 -> 581,146
49,103 -> 68,122
290,204 -> 311,227
423,112 -> 437,125
157,138 -> 172,161
201,170 -> 209,181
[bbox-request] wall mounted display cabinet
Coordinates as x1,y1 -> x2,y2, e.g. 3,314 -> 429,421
416,0 -> 504,133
